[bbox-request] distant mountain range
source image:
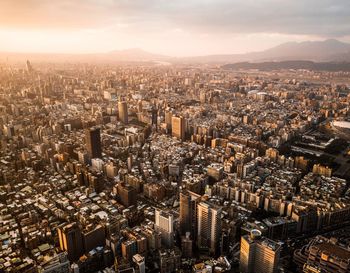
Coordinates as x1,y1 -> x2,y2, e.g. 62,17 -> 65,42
181,39 -> 350,64
222,60 -> 350,72
1,39 -> 350,65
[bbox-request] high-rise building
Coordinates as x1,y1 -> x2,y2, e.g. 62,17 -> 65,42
295,156 -> 309,171
85,127 -> 102,159
117,183 -> 137,207
207,163 -> 224,181
57,223 -> 83,261
4,125 -> 15,138
159,249 -> 181,273
137,100 -> 143,113
132,254 -> 145,273
164,109 -> 173,129
154,209 -> 174,248
312,164 -> 332,177
127,155 -> 133,172
199,90 -> 206,104
237,162 -> 244,179
171,116 -> 186,141
106,162 -> 118,178
118,101 -> 128,124
122,240 -> 137,262
197,201 -> 222,255
179,190 -> 201,238
82,224 -> 106,253
181,232 -> 193,258
265,148 -> 279,162
240,230 -> 281,273
151,107 -> 158,128
26,60 -> 34,73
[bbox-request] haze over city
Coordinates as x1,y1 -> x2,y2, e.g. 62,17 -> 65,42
1,0 -> 350,56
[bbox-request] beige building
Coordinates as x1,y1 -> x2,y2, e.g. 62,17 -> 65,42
240,230 -> 281,273
171,116 -> 185,140
197,201 -> 221,255
118,101 -> 128,124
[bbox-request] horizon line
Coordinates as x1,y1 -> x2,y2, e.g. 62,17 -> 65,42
0,38 -> 348,60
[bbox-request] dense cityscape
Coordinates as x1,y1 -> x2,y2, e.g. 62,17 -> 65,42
1,0 -> 350,272
0,60 -> 349,273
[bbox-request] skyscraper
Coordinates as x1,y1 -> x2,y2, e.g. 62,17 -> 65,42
171,116 -> 186,141
154,209 -> 174,248
240,230 -> 281,273
179,190 -> 201,238
118,101 -> 128,124
85,127 -> 102,159
57,222 -> 83,261
197,201 -> 222,255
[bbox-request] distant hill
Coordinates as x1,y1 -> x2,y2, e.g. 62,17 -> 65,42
249,39 -> 350,62
1,39 -> 350,64
222,60 -> 350,72
181,39 -> 350,64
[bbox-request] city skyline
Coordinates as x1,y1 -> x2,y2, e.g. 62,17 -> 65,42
1,1 -> 350,273
1,46 -> 350,273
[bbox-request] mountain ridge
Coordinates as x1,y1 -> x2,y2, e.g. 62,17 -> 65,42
222,60 -> 350,72
1,39 -> 350,64
181,39 -> 350,63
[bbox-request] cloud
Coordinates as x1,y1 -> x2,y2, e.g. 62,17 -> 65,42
162,0 -> 350,37
0,0 -> 349,55
0,0 -> 349,37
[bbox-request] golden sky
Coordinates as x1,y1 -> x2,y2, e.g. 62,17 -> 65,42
0,0 -> 349,56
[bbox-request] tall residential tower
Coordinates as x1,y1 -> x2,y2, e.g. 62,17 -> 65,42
85,127 -> 102,159
197,201 -> 222,255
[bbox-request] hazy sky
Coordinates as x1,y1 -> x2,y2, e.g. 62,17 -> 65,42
0,0 -> 349,56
